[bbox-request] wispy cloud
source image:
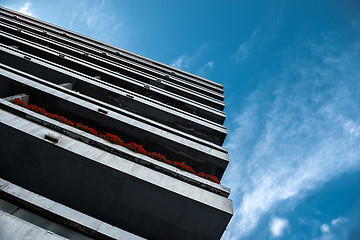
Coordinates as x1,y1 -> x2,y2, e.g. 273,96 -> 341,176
6,0 -> 125,46
232,7 -> 283,63
344,120 -> 360,137
321,224 -> 330,234
80,0 -> 106,29
170,45 -> 205,70
171,55 -> 189,69
170,44 -> 214,76
10,2 -> 35,17
331,217 -> 347,227
197,61 -> 214,77
77,0 -> 124,32
51,0 -> 126,46
232,29 -> 258,62
270,217 -> 289,237
222,31 -> 360,239
316,217 -> 348,240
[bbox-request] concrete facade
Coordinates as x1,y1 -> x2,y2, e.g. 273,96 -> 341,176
0,6 -> 233,240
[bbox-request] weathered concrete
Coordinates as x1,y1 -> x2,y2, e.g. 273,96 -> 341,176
0,8 -> 224,94
0,111 -> 233,240
0,210 -> 68,240
0,180 -> 146,240
0,67 -> 229,178
0,36 -> 226,124
0,199 -> 18,214
0,44 -> 227,145
0,7 -> 233,240
0,15 -> 225,101
0,22 -> 225,111
58,83 -> 73,90
0,98 -> 230,197
3,93 -> 29,104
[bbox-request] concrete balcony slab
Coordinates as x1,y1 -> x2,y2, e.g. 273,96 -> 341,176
0,111 -> 233,240
0,44 -> 227,145
0,67 -> 229,178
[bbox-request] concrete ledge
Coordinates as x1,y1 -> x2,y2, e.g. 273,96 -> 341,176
0,67 -> 229,178
0,18 -> 225,105
0,8 -> 224,93
0,29 -> 225,112
0,179 -> 145,240
0,99 -> 230,197
0,40 -> 225,124
3,93 -> 29,104
0,111 -> 233,240
0,210 -> 68,240
0,43 -> 227,144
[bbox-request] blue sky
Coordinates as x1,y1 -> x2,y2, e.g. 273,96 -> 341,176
2,0 -> 360,239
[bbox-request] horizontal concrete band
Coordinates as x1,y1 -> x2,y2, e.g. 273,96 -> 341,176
0,10 -> 224,96
0,21 -> 224,108
0,29 -> 225,112
0,210 -> 68,240
0,179 -> 145,240
0,70 -> 229,178
0,63 -> 227,155
0,35 -> 226,124
0,46 -> 227,145
0,45 -> 227,140
0,101 -> 230,197
0,16 -> 224,102
0,42 -> 225,125
0,7 -> 225,92
0,114 -> 233,240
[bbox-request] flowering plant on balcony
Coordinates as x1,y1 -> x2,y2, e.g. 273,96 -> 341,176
147,152 -> 166,161
47,113 -> 75,127
125,142 -> 147,154
29,104 -> 46,115
75,123 -> 98,135
197,172 -> 220,183
9,98 -> 220,184
99,133 -> 124,145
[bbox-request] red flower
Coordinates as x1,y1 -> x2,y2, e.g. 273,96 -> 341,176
9,98 -> 221,184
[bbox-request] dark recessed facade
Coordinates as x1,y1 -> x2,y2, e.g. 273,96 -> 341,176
0,6 -> 233,240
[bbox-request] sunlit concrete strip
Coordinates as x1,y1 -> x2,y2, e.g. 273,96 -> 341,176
0,211 -> 68,240
0,99 -> 230,197
0,180 -> 145,240
0,111 -> 233,240
0,66 -> 229,178
0,21 -> 225,111
0,36 -> 226,123
0,13 -> 225,101
0,7 -> 224,93
0,45 -> 227,144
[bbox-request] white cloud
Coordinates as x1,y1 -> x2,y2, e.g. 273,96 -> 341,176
321,224 -> 330,234
57,0 -> 126,46
314,217 -> 350,240
344,120 -> 360,137
232,31 -> 256,62
170,44 -> 212,74
232,8 -> 282,63
197,61 -> 214,77
15,2 -> 34,17
270,217 -> 289,237
170,45 -> 207,70
222,31 -> 360,240
171,55 -> 188,69
80,0 -> 106,29
331,217 -> 347,226
315,217 -> 348,240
